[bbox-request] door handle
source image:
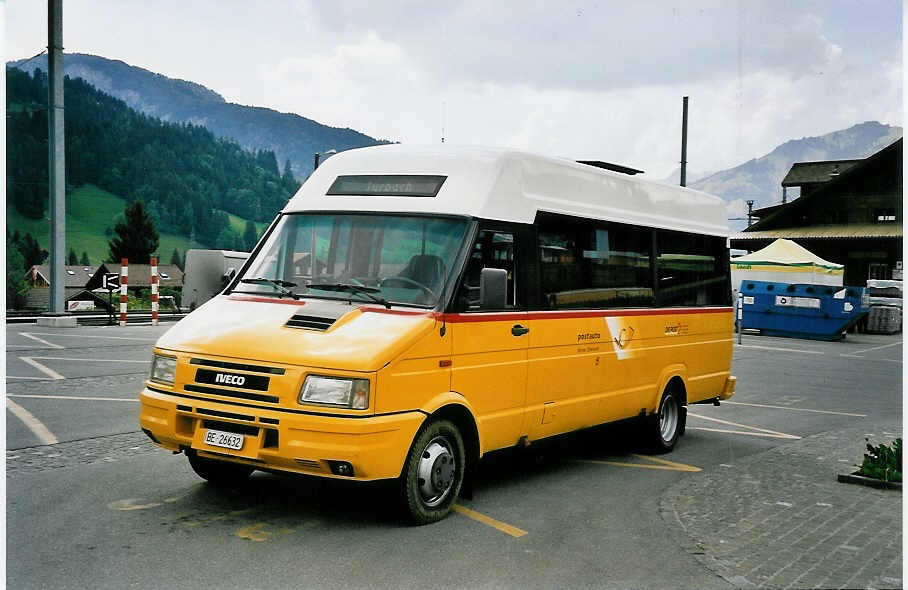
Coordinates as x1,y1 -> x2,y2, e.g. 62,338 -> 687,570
511,324 -> 530,337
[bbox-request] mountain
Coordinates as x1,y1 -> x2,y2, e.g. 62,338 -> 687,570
9,53 -> 390,179
688,121 -> 902,218
7,66 -> 295,256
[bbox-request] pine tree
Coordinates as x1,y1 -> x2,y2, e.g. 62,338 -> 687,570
242,220 -> 258,251
6,235 -> 30,309
18,233 -> 48,269
67,248 -> 78,265
107,200 -> 160,264
80,251 -> 90,265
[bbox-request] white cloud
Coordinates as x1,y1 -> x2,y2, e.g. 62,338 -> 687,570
4,0 -> 902,182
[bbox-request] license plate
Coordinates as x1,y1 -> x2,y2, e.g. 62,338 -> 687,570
204,429 -> 245,451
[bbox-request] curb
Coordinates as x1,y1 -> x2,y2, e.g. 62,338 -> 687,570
837,472 -> 903,491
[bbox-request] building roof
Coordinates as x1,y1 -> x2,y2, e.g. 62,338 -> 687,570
746,138 -> 902,233
27,265 -> 98,288
781,159 -> 862,187
287,144 -> 729,237
731,223 -> 902,241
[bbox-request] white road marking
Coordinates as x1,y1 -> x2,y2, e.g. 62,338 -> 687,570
721,401 -> 866,417
687,412 -> 801,440
27,356 -> 150,363
687,426 -> 802,440
8,394 -> 140,402
20,332 -> 64,349
19,357 -> 65,380
6,376 -> 54,381
842,341 -> 903,356
26,332 -> 157,342
6,398 -> 59,445
736,344 -> 824,355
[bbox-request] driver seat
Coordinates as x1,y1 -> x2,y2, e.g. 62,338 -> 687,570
398,254 -> 445,290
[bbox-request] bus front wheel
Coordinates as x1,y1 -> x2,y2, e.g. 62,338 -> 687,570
644,389 -> 684,454
400,419 -> 465,525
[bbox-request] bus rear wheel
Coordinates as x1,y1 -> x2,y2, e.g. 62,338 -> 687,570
187,451 -> 254,486
644,389 -> 684,454
400,419 -> 465,525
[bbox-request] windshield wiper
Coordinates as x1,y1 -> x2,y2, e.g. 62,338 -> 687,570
307,282 -> 392,309
239,277 -> 300,299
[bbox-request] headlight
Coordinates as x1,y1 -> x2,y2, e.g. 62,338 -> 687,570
299,375 -> 369,409
150,354 -> 177,385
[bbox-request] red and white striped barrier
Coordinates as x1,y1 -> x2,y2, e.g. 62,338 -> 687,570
119,258 -> 128,326
151,257 -> 159,326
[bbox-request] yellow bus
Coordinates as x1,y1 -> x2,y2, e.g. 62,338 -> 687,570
140,145 -> 736,524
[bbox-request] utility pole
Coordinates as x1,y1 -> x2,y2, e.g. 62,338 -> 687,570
680,96 -> 688,187
746,200 -> 755,227
41,0 -> 75,326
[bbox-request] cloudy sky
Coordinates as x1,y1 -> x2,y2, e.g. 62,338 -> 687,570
4,0 -> 903,179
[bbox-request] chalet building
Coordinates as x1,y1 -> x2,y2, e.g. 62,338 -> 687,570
24,265 -> 98,309
731,138 -> 903,285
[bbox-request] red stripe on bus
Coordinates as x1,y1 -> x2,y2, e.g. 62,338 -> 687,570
441,307 -> 733,323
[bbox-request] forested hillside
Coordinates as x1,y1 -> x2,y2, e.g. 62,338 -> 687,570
10,53 -> 390,178
6,66 -> 299,249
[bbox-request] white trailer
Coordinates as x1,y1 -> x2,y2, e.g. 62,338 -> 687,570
182,249 -> 250,311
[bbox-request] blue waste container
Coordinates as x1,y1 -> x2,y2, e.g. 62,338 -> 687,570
738,280 -> 869,341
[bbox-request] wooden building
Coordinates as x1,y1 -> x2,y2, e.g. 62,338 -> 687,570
731,139 -> 902,285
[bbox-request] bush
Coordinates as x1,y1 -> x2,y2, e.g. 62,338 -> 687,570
859,438 -> 902,483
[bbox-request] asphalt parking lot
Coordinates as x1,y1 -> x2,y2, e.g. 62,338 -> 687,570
5,322 -> 903,589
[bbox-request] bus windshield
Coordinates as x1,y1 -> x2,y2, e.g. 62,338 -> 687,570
232,213 -> 469,308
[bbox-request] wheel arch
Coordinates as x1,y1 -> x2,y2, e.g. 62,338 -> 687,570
652,364 -> 689,413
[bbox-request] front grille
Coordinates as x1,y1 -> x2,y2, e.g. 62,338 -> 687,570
202,419 -> 260,436
190,358 -> 285,375
184,384 -> 279,404
285,314 -> 336,331
196,407 -> 255,422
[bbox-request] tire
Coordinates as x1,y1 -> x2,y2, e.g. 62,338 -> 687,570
187,451 -> 254,486
643,388 -> 684,454
400,419 -> 465,525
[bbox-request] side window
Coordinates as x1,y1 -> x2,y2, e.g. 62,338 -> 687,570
456,230 -> 518,310
539,216 -> 654,309
656,231 -> 730,306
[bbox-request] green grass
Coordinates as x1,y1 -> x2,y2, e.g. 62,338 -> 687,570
224,210 -> 269,236
5,184 -> 234,265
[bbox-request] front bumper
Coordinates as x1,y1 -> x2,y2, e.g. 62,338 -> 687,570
719,376 -> 737,400
139,386 -> 425,480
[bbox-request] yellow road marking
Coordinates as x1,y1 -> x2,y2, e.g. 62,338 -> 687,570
722,400 -> 865,417
108,498 -> 163,511
687,412 -> 800,439
452,505 -> 527,538
687,426 -> 802,440
576,454 -> 701,472
6,398 -> 59,445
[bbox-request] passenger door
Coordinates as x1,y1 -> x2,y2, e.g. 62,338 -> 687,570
449,228 -> 529,453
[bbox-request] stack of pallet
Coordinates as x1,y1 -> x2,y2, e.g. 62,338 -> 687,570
865,279 -> 902,334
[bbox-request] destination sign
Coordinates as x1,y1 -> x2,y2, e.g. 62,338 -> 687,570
327,175 -> 447,197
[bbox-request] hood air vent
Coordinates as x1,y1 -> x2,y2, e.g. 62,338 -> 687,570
285,314 -> 336,331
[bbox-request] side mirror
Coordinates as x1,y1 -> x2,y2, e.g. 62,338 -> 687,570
479,267 -> 508,309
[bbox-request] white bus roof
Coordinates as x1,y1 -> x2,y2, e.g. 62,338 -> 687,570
285,145 -> 729,236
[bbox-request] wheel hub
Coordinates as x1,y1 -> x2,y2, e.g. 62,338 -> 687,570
660,395 -> 678,442
417,439 -> 455,507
